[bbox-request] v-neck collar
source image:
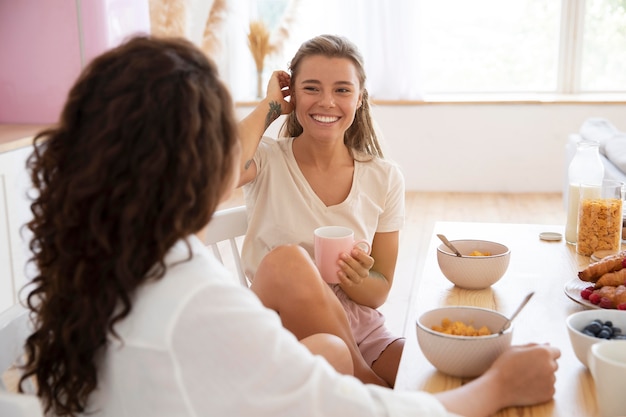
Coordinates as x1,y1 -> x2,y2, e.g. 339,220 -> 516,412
286,137 -> 358,209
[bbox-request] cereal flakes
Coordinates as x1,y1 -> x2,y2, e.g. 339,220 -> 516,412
577,198 -> 622,256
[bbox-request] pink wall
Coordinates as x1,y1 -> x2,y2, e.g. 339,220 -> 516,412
0,0 -> 150,124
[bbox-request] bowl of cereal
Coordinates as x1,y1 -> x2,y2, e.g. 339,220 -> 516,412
566,309 -> 626,368
436,239 -> 510,289
416,306 -> 513,378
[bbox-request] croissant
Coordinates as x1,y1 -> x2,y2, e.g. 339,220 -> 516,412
578,252 -> 626,282
596,268 -> 626,288
591,285 -> 626,309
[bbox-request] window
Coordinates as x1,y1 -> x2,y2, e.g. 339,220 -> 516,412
211,0 -> 626,101
418,0 -> 561,93
581,0 -> 626,91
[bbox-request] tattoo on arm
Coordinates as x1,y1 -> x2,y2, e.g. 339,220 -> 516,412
246,101 -> 281,171
264,101 -> 283,131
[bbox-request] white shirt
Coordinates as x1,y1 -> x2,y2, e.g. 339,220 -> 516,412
242,136 -> 405,279
82,235 -> 453,417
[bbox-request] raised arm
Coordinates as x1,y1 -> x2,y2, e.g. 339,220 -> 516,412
237,70 -> 293,187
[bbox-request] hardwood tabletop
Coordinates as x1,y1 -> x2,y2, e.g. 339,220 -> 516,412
395,221 -> 610,417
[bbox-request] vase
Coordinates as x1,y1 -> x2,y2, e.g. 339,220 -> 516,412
256,69 -> 263,99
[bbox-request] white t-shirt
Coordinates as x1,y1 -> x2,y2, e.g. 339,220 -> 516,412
82,235 -> 453,417
242,136 -> 405,279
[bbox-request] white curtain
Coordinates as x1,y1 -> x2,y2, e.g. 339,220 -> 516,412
293,0 -> 423,101
216,0 -> 423,101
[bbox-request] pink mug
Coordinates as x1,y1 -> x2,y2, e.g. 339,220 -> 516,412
314,226 -> 371,284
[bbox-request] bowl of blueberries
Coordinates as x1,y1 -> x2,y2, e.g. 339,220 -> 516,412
566,309 -> 626,368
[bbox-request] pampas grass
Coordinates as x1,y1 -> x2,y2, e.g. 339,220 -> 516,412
202,0 -> 228,57
247,0 -> 302,97
268,0 -> 301,56
149,0 -> 188,37
247,0 -> 302,69
247,20 -> 273,74
248,20 -> 272,98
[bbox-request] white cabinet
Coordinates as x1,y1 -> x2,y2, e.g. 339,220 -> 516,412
0,175 -> 13,311
0,145 -> 34,313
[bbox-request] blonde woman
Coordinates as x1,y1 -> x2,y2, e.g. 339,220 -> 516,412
237,34 -> 561,395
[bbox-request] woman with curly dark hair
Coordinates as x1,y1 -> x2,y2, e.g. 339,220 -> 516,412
17,35 -> 559,417
19,34 -> 356,417
18,35 -> 241,415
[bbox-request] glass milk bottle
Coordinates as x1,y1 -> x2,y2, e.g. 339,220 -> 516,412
565,140 -> 604,244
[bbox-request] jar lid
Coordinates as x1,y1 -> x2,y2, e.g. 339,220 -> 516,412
591,250 -> 619,262
539,232 -> 562,241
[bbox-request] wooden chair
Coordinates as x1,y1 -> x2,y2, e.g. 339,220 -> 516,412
201,205 -> 249,287
0,304 -> 42,416
0,304 -> 30,391
0,391 -> 43,417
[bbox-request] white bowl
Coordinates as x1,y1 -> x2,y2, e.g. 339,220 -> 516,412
566,309 -> 626,368
416,306 -> 513,378
436,239 -> 511,289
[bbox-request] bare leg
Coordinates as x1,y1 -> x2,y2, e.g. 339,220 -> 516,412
251,244 -> 389,387
300,333 -> 353,375
371,338 -> 405,388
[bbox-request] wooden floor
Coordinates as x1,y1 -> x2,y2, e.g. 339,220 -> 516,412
221,190 -> 567,337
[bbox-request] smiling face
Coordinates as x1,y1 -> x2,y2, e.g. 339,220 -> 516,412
292,55 -> 363,143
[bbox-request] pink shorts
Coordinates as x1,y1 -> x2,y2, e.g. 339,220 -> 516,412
331,284 -> 404,366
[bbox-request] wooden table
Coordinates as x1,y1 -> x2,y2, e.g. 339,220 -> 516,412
395,221 -> 603,417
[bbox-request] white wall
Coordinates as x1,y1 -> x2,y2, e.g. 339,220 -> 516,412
236,103 -> 626,193
0,145 -> 34,313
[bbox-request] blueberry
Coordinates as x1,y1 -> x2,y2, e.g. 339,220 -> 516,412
581,319 -> 625,339
585,322 -> 602,334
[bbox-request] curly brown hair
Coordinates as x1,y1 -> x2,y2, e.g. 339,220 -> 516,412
18,35 -> 238,416
279,34 -> 384,159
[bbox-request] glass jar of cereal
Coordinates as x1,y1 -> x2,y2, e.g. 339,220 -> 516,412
576,180 -> 624,256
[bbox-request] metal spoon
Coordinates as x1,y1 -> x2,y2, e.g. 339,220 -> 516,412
436,234 -> 463,257
498,292 -> 535,334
